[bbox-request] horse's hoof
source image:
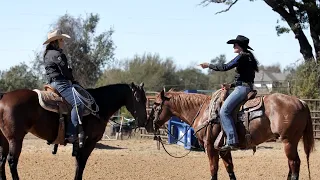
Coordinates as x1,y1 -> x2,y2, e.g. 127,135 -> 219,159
211,174 -> 217,180
229,172 -> 236,180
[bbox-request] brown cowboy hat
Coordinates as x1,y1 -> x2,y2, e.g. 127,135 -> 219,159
227,35 -> 253,51
43,29 -> 70,45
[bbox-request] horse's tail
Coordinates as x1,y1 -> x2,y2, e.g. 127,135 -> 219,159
300,100 -> 314,180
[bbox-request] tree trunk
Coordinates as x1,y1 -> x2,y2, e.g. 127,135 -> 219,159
264,0 -> 315,61
302,0 -> 320,61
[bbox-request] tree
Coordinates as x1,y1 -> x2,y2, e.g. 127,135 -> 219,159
120,106 -> 134,118
33,13 -> 116,87
284,61 -> 320,98
0,62 -> 40,92
97,53 -> 180,91
200,0 -> 320,62
207,54 -> 236,89
175,68 -> 210,90
207,54 -> 228,75
259,63 -> 282,73
96,69 -> 127,86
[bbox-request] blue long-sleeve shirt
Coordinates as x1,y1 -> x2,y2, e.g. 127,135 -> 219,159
208,53 -> 256,83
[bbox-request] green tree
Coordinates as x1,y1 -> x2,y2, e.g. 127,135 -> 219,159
96,69 -> 127,86
120,106 -> 133,119
33,13 -> 116,87
207,54 -> 236,89
259,63 -> 282,73
200,0 -> 320,62
175,68 -> 210,90
124,53 -> 179,91
287,61 -> 319,98
0,62 -> 40,92
97,53 -> 180,91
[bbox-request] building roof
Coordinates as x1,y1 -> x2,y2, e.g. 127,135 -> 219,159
254,70 -> 288,83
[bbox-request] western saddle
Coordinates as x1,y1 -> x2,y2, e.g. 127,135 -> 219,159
33,84 -> 91,145
216,84 -> 264,151
194,83 -> 265,152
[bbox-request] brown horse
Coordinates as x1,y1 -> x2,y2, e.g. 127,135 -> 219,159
0,82 -> 151,180
147,86 -> 314,180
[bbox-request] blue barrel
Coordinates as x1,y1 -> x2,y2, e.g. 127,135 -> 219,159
167,89 -> 200,150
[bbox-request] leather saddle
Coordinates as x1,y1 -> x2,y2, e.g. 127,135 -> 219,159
33,85 -> 91,145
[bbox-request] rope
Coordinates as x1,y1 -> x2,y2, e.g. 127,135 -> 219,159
156,136 -> 192,158
153,98 -> 208,158
159,128 -> 201,149
71,84 -> 99,125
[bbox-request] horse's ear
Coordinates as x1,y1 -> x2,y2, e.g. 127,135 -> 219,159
160,89 -> 165,99
139,82 -> 144,88
131,82 -> 137,90
160,89 -> 170,101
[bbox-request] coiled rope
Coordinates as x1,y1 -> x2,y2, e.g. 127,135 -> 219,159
71,84 -> 99,125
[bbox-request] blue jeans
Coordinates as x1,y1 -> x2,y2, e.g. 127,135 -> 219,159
219,85 -> 251,145
50,80 -> 84,136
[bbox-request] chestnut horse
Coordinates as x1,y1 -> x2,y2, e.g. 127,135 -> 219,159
147,87 -> 314,180
0,82 -> 150,180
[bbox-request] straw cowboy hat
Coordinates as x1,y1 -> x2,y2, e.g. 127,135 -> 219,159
43,29 -> 70,45
226,35 -> 254,51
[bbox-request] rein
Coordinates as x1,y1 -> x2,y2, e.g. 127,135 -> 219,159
153,97 -> 208,158
154,136 -> 192,158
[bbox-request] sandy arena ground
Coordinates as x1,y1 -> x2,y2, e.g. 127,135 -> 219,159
5,134 -> 320,180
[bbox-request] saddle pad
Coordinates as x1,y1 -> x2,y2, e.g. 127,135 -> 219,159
33,89 -> 69,114
33,89 -> 92,116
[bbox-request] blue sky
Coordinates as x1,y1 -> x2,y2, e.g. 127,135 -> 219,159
0,0 -> 312,72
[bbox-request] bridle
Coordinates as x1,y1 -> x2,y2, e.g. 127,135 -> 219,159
149,100 -> 165,131
110,87 -> 148,130
130,87 -> 150,130
149,95 -> 208,158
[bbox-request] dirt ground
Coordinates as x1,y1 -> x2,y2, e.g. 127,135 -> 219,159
5,133 -> 320,180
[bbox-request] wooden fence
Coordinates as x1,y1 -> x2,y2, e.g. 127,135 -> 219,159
301,99 -> 320,139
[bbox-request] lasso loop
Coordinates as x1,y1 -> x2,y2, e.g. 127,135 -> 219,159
71,84 -> 99,124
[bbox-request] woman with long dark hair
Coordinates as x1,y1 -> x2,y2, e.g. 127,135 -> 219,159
200,35 -> 259,151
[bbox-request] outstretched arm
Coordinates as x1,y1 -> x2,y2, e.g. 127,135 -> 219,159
208,54 -> 241,71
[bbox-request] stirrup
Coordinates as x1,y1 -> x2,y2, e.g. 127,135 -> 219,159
219,144 -> 239,151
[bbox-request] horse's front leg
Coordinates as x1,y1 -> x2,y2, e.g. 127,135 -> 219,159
219,151 -> 236,180
206,144 -> 220,180
74,141 -> 96,180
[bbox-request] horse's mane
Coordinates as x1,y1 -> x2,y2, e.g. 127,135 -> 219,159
87,83 -> 130,92
165,89 -> 223,112
85,83 -> 131,107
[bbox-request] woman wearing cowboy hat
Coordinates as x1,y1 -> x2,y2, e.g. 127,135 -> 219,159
43,29 -> 84,144
200,35 -> 259,151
